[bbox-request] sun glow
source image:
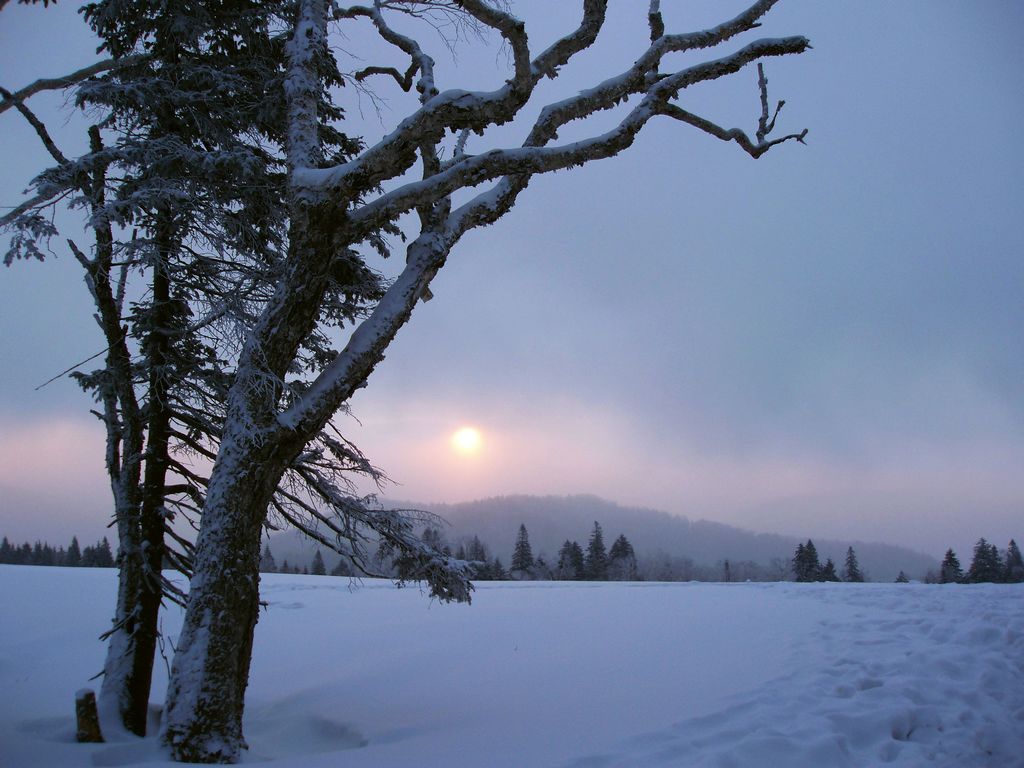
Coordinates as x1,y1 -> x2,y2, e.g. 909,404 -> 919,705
451,426 -> 483,457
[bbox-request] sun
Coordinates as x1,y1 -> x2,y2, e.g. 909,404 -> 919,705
451,426 -> 483,456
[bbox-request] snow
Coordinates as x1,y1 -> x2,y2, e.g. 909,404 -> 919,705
1,565 -> 1022,767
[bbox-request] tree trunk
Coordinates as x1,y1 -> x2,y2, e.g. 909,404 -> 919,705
98,215 -> 176,736
160,437 -> 285,763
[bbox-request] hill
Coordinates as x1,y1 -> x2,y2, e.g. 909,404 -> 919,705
269,494 -> 936,581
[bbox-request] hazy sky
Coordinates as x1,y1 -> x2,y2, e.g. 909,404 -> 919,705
1,1 -> 1022,560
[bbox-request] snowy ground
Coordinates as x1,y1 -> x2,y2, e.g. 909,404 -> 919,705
1,566 -> 1022,767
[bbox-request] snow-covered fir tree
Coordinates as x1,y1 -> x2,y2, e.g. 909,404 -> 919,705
608,534 -> 638,581
1003,539 -> 1023,583
793,540 -> 822,582
259,545 -> 277,574
511,524 -> 534,577
966,538 -> 1003,583
843,546 -> 863,582
820,558 -> 840,582
311,550 -> 326,576
940,549 -> 963,584
556,540 -> 586,581
586,522 -> 609,581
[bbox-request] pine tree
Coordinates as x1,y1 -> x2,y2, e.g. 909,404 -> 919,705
93,537 -> 115,568
466,536 -> 489,563
0,537 -> 13,564
820,558 -> 840,582
66,536 -> 82,568
511,524 -> 534,576
1004,539 -> 1024,583
556,540 -> 575,580
940,548 -> 963,583
258,545 -> 277,573
966,538 -> 1003,583
422,527 -> 445,552
895,571 -> 909,583
793,540 -> 822,582
585,521 -> 608,580
330,558 -> 351,577
569,541 -> 585,580
608,534 -> 638,581
311,549 -> 326,576
843,546 -> 863,582
490,557 -> 507,580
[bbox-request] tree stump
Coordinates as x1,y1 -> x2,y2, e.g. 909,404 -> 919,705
75,689 -> 104,743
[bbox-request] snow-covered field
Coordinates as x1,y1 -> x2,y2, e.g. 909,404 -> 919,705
1,566 -> 1022,767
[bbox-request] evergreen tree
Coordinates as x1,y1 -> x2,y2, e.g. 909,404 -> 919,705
608,534 -> 638,581
585,521 -> 608,580
93,537 -> 115,568
511,524 -> 534,576
556,540 -> 576,580
1003,539 -> 1024,583
569,541 -> 585,580
533,555 -> 553,580
491,557 -> 507,580
940,548 -> 963,584
466,536 -> 489,563
422,527 -> 445,552
966,538 -> 1003,583
843,546 -> 863,582
895,570 -> 909,583
820,558 -> 840,582
311,549 -> 326,576
66,536 -> 82,568
793,540 -> 822,582
258,545 -> 277,573
0,537 -> 13,564
330,558 -> 351,577
280,559 -> 290,574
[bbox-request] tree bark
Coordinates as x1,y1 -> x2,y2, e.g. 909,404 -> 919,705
160,437 -> 284,763
161,193 -> 341,761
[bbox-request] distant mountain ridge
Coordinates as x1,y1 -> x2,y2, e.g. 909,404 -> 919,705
269,493 -> 937,581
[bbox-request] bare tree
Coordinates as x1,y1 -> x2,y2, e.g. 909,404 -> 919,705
151,0 -> 809,761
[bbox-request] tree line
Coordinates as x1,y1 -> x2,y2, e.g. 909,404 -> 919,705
0,535 -> 115,568
928,538 -> 1023,584
791,541 -> 864,582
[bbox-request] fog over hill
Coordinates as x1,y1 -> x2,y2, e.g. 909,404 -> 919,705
269,494 -> 937,581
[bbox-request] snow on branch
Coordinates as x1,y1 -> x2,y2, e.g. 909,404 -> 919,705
658,64 -> 807,159
276,3 -> 809,435
342,35 -> 809,238
0,57 -> 126,117
285,0 -> 327,175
